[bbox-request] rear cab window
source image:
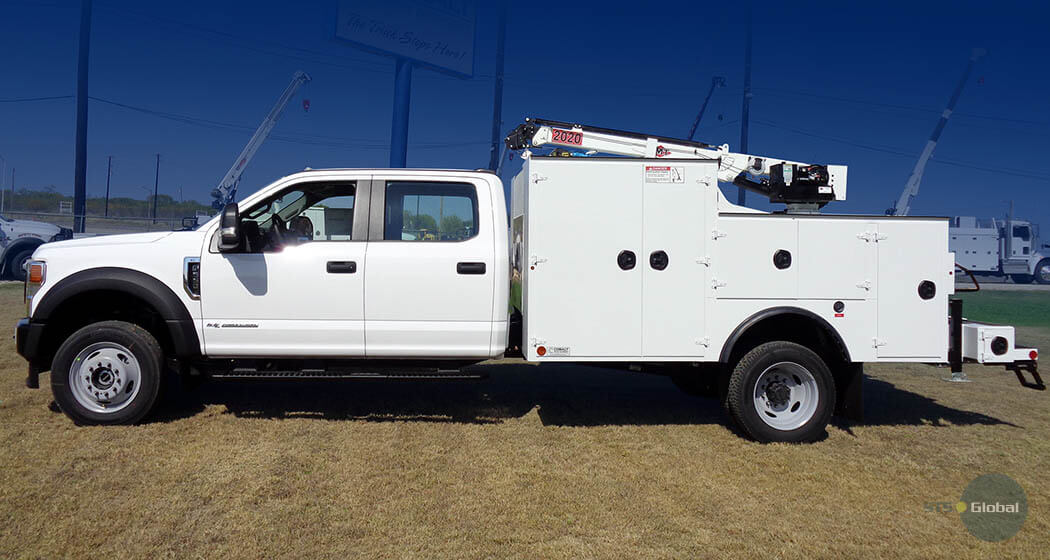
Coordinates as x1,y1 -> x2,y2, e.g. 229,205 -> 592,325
382,181 -> 479,242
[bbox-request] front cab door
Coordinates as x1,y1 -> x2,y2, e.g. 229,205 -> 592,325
200,176 -> 370,357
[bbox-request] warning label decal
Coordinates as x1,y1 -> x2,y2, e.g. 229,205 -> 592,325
645,166 -> 685,183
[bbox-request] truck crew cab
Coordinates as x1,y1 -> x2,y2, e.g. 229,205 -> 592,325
15,119 -> 1040,443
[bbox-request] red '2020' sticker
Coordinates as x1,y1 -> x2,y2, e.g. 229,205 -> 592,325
551,128 -> 583,146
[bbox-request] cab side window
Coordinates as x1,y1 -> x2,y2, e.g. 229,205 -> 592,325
383,182 -> 478,242
239,181 -> 356,252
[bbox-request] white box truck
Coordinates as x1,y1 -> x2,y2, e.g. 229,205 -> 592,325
14,118 -> 1041,443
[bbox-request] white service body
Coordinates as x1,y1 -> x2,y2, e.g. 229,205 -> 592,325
512,156 -> 953,364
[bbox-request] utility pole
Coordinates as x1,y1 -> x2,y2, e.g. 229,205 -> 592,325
152,154 -> 160,223
487,1 -> 508,171
72,0 -> 93,233
0,155 -> 5,213
738,9 -> 752,207
104,155 -> 112,217
688,76 -> 726,141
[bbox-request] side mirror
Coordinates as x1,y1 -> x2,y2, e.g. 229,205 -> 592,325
217,203 -> 240,252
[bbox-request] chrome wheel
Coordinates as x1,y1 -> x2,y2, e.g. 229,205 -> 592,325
1038,261 -> 1050,284
752,361 -> 819,431
68,342 -> 142,414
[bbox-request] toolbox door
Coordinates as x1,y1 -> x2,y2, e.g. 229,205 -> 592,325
641,162 -> 713,356
876,220 -> 949,360
524,159 -> 642,359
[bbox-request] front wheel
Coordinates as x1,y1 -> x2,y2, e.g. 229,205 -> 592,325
8,247 -> 35,282
726,341 -> 835,443
1034,259 -> 1050,285
51,321 -> 164,425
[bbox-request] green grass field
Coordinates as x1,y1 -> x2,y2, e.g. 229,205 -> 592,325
955,290 -> 1050,329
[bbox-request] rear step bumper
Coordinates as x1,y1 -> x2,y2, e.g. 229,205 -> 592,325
950,298 -> 1042,390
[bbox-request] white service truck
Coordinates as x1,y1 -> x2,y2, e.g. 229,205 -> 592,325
951,216 -> 1049,284
15,118 -> 1041,443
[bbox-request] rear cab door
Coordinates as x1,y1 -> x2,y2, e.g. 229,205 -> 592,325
363,172 -> 499,358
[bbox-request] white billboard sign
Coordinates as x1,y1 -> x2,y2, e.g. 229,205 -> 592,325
336,0 -> 476,78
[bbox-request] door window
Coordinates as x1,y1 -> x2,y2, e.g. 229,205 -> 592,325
1013,226 -> 1031,242
383,182 -> 478,241
239,182 -> 356,251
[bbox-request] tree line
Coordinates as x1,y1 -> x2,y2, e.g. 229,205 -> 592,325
2,187 -> 213,218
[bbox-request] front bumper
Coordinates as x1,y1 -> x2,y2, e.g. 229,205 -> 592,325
15,318 -> 47,388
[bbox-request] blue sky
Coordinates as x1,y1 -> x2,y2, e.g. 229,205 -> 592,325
1,0 -> 1048,228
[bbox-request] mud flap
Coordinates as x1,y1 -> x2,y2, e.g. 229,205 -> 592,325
834,362 -> 864,422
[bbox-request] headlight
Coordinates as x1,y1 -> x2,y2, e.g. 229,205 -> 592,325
25,261 -> 46,316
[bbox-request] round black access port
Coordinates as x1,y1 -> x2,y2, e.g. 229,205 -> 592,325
917,280 -> 936,300
773,250 -> 792,270
991,336 -> 1009,356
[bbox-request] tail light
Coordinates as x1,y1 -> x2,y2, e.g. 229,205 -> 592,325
25,261 -> 46,315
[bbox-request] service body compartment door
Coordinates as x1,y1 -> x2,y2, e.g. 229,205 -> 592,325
641,163 -> 713,356
876,219 -> 950,360
797,219 -> 877,300
712,216 -> 798,299
524,159 -> 642,359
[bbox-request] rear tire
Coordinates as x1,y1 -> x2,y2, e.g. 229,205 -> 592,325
1011,274 -> 1034,284
726,341 -> 835,443
51,321 -> 164,425
1034,259 -> 1050,285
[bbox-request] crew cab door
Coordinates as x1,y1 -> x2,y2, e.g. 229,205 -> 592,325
363,175 -> 495,357
200,178 -> 369,356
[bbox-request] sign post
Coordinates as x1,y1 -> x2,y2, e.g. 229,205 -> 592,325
335,1 -> 476,168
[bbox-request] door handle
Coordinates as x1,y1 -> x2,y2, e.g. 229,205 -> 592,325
326,261 -> 357,274
457,262 -> 486,275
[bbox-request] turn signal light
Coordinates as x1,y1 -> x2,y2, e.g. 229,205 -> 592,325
537,346 -> 547,357
28,263 -> 45,284
1030,350 -> 1039,361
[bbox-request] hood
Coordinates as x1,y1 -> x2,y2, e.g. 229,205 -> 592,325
2,218 -> 61,238
36,231 -> 174,251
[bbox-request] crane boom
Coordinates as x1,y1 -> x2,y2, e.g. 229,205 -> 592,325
211,71 -> 311,209
505,117 -> 847,210
888,49 -> 984,216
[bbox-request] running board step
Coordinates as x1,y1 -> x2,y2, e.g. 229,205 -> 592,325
211,368 -> 484,380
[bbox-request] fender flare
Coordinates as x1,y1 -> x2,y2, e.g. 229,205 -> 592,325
718,306 -> 851,364
33,267 -> 200,357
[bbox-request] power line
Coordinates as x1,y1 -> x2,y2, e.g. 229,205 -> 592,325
0,95 -> 73,103
88,95 -> 488,150
752,118 -> 1050,182
754,87 -> 1049,127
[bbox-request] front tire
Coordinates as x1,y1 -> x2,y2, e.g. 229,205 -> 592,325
8,247 -> 35,282
1034,259 -> 1050,285
51,321 -> 164,425
726,341 -> 835,443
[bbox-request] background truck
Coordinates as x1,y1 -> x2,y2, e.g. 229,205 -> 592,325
0,213 -> 72,281
951,215 -> 1049,284
14,118 -> 1040,443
